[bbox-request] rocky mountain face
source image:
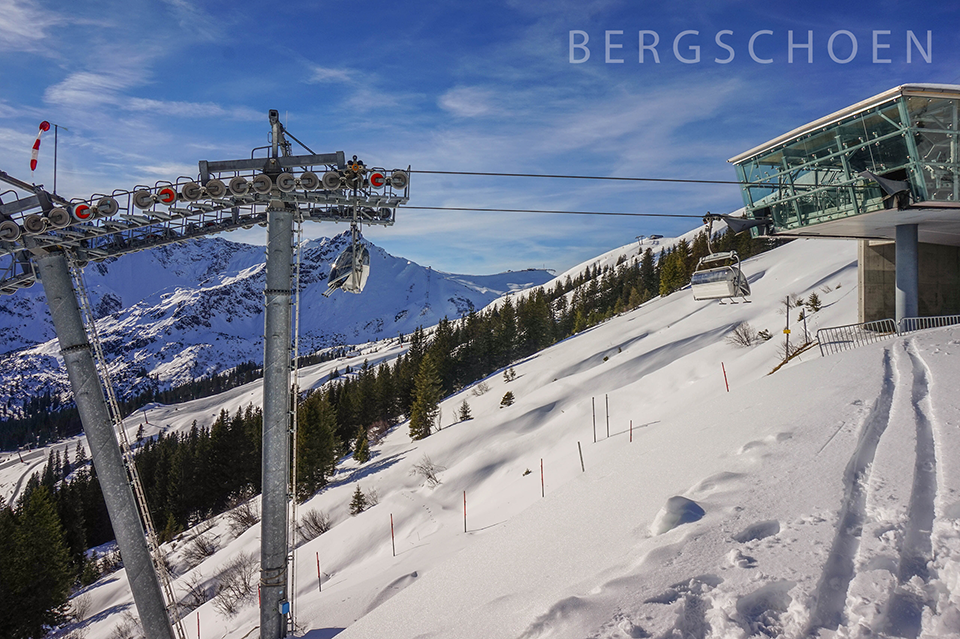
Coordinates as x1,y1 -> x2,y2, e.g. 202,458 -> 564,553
0,233 -> 552,415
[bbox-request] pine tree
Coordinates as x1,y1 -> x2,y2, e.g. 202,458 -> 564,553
75,441 -> 86,468
3,486 -> 73,638
409,353 -> 442,440
458,399 -> 473,422
500,391 -> 515,408
349,485 -> 367,515
60,445 -> 70,481
297,393 -> 339,501
353,424 -> 370,464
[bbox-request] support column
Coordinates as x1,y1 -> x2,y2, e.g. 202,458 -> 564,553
36,252 -> 173,639
261,203 -> 294,639
895,223 -> 919,323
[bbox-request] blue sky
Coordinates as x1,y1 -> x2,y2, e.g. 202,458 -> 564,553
2,0 -> 958,274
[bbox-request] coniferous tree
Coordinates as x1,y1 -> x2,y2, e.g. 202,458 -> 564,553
4,486 -> 73,638
353,424 -> 370,464
458,399 -> 473,422
297,393 -> 339,500
409,353 -> 442,440
349,485 -> 367,515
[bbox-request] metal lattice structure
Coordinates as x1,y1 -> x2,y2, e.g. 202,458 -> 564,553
0,113 -> 408,294
1,110 -> 410,639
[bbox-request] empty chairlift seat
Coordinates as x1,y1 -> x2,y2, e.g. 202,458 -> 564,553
690,251 -> 751,302
324,242 -> 370,296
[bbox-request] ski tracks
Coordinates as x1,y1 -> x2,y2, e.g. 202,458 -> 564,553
807,340 -> 942,638
806,348 -> 897,636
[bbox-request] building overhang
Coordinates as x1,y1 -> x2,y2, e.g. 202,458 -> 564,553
766,202 -> 960,246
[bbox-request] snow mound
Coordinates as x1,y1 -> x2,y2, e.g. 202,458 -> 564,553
650,495 -> 706,535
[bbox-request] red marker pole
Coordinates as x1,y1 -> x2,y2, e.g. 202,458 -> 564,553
463,491 -> 467,533
390,514 -> 396,557
197,612 -> 200,639
316,552 -> 322,592
722,362 -> 730,393
629,420 -> 633,443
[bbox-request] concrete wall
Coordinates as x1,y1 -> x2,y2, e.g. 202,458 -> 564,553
859,240 -> 960,322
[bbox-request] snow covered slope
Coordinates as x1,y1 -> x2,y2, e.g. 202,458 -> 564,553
0,233 -> 552,410
23,232 -> 960,639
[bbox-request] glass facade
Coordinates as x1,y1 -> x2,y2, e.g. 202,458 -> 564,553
732,88 -> 960,235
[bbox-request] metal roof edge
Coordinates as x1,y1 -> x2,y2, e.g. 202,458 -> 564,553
727,84 -> 960,165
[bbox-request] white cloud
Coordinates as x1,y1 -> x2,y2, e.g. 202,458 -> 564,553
158,0 -> 224,42
0,0 -> 63,53
438,87 -> 497,117
126,98 -> 261,121
307,65 -> 354,84
44,71 -> 140,107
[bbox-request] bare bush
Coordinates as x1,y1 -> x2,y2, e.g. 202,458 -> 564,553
227,499 -> 261,537
365,486 -> 380,506
100,548 -> 123,574
471,381 -> 490,396
71,592 -> 92,622
109,611 -> 142,639
183,533 -> 218,568
213,552 -> 258,616
298,509 -> 332,543
410,455 -> 445,488
179,572 -> 213,613
726,322 -> 758,347
368,419 -> 393,444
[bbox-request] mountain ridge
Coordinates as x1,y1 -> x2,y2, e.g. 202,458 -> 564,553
0,233 -> 552,416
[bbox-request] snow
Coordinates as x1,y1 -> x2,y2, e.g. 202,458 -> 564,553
0,233 -> 553,410
11,230 -> 960,638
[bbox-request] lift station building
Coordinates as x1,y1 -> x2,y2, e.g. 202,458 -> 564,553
729,84 -> 960,324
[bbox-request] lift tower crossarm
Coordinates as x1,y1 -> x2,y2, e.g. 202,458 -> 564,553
198,152 -> 346,179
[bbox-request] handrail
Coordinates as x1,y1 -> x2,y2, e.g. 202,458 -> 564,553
817,314 -> 960,356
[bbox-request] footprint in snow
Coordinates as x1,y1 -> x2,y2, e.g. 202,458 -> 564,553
727,549 -> 758,569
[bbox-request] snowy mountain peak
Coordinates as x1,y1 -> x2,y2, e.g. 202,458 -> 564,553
0,235 -> 552,412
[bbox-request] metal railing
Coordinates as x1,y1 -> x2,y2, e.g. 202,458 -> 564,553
817,318 -> 899,356
818,314 -> 960,356
899,314 -> 960,334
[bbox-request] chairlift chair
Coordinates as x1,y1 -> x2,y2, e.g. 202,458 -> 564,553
690,251 -> 751,303
690,213 -> 753,304
324,229 -> 370,297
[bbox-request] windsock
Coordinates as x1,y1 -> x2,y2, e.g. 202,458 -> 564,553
30,121 -> 51,172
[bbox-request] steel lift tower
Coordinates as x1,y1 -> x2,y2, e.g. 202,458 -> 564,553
0,112 -> 409,639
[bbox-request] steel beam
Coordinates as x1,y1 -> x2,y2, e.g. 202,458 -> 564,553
36,251 -> 174,639
199,152 -> 346,177
896,223 -> 919,322
260,202 -> 294,639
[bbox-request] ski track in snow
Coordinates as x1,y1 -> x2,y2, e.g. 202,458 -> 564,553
884,340 -> 939,637
807,347 -> 896,636
803,338 -> 942,638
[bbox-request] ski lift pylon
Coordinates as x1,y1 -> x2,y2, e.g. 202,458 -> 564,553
690,213 -> 751,303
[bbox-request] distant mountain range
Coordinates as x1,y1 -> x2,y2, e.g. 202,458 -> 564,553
0,233 -> 552,413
